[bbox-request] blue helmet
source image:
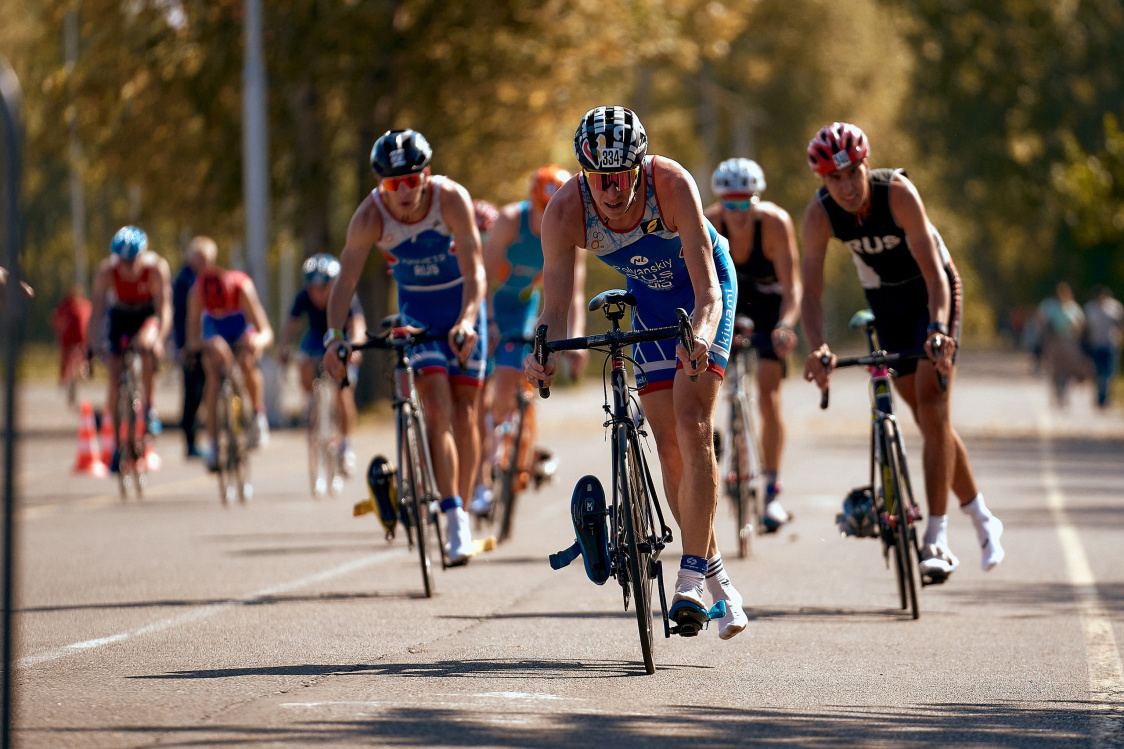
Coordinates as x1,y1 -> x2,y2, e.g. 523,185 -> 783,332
111,226 -> 148,260
302,253 -> 340,285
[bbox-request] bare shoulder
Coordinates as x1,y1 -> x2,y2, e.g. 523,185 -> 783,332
757,200 -> 794,226
347,193 -> 383,246
542,177 -> 587,239
651,156 -> 695,196
888,171 -> 924,204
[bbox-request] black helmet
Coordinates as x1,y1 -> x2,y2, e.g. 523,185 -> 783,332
370,129 -> 432,178
573,106 -> 648,172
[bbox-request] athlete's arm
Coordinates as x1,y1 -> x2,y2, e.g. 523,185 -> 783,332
525,177 -> 585,387
482,204 -> 521,343
324,196 -> 381,381
657,159 -> 721,377
761,204 -> 802,358
563,245 -> 589,375
239,279 -> 274,356
153,255 -> 174,356
800,199 -> 836,388
278,312 -> 300,364
441,179 -> 485,360
888,175 -> 954,373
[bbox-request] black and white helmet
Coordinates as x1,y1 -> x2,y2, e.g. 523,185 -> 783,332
370,129 -> 432,178
573,106 -> 648,172
711,158 -> 766,197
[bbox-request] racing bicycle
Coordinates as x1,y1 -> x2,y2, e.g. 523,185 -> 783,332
820,309 -> 946,620
213,360 -> 252,505
308,365 -> 345,499
113,341 -> 148,499
346,318 -> 449,598
537,289 -> 713,675
721,314 -> 764,558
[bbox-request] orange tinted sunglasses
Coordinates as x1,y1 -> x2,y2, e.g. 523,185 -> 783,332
381,173 -> 424,191
583,166 -> 640,192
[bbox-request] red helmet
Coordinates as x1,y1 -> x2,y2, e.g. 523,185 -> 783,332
807,122 -> 870,175
473,199 -> 499,234
530,164 -> 570,208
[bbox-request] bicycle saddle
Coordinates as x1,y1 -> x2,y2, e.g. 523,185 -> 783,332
588,289 -> 636,311
849,309 -> 876,330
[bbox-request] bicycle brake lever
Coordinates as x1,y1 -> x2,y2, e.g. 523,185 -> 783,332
819,353 -> 831,409
337,344 -> 351,389
676,308 -> 700,382
931,338 -> 948,393
533,324 -> 550,399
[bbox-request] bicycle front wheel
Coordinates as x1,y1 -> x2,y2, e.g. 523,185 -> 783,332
497,406 -> 525,544
728,399 -> 756,558
883,421 -> 919,619
619,427 -> 656,674
215,382 -> 233,504
402,408 -> 435,597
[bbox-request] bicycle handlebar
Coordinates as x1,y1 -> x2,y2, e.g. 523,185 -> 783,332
532,308 -> 697,398
334,327 -> 444,388
818,346 -> 946,410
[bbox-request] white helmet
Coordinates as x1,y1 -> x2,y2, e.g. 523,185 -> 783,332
711,158 -> 766,197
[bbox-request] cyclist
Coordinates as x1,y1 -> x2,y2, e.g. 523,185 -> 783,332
324,129 -> 485,565
524,106 -> 747,640
279,253 -> 367,476
800,122 -> 1004,580
704,158 -> 802,532
186,250 -> 274,470
89,226 -> 173,466
471,165 -> 586,517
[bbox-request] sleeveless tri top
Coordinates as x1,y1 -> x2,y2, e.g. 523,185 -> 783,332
373,175 -> 461,292
111,255 -> 159,308
815,168 -> 951,290
493,201 -> 544,310
579,156 -> 724,294
717,216 -> 780,297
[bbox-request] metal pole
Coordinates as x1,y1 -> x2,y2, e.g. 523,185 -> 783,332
1,54 -> 25,749
242,0 -> 270,311
66,10 -> 87,293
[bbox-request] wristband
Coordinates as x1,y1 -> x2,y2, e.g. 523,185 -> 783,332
322,328 -> 346,348
774,321 -> 795,333
926,322 -> 948,337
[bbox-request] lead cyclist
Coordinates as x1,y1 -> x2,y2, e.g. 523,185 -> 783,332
525,106 -> 748,640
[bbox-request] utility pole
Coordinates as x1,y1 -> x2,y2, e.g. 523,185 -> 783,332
66,11 -> 87,292
242,0 -> 270,311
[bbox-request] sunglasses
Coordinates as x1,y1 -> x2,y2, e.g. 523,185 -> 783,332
381,173 -> 424,191
583,166 -> 640,192
722,200 -> 753,211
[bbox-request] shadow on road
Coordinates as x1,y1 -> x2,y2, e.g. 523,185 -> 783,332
25,700 -> 1106,747
945,581 -> 1124,616
18,589 -> 422,615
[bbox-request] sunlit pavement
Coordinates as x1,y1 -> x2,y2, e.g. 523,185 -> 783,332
5,348 -> 1123,748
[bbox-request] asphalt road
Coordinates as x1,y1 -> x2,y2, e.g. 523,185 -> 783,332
5,349 -> 1123,748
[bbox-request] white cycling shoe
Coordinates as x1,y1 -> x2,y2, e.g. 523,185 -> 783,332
469,485 -> 494,516
976,515 -> 1005,571
706,578 -> 748,640
919,543 -> 959,583
445,508 -> 474,564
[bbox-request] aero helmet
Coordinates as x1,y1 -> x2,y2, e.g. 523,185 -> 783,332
473,200 -> 499,234
573,106 -> 648,172
807,122 -> 869,176
301,253 -> 341,285
711,158 -> 766,197
111,226 -> 148,260
370,129 -> 433,178
530,165 -> 571,208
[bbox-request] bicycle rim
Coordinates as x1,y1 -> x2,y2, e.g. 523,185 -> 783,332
620,430 -> 655,675
404,410 -> 435,597
888,427 -> 919,619
730,402 -> 753,558
215,384 -> 233,503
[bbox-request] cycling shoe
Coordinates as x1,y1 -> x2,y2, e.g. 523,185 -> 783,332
549,475 -> 610,585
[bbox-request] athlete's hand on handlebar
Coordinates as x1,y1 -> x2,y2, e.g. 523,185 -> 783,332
448,320 -> 476,363
323,340 -> 351,383
925,332 -> 956,376
804,345 -> 836,390
524,349 -> 556,392
771,323 -> 798,359
675,339 -> 710,380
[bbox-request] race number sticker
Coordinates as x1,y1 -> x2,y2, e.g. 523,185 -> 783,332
832,151 -> 851,170
390,148 -> 407,168
598,148 -> 623,168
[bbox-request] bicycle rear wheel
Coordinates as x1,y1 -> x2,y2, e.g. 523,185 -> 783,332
308,381 -> 329,498
728,399 -> 755,558
402,408 -> 435,597
619,428 -> 656,674
215,382 -> 233,504
884,422 -> 919,619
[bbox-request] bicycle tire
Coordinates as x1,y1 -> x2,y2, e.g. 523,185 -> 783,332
308,380 -> 328,498
402,407 -> 435,597
497,402 -> 525,544
619,427 -> 656,674
729,398 -> 754,558
215,380 -> 232,503
887,423 -> 919,619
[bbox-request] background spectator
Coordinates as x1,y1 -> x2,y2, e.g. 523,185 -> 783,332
1083,285 -> 1124,408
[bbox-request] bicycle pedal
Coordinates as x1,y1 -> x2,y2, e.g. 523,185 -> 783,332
473,536 -> 496,554
353,498 -> 375,517
668,599 -> 709,637
921,571 -> 950,587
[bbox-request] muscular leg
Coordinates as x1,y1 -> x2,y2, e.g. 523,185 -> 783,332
893,362 -> 978,516
136,323 -> 160,408
416,373 -> 458,499
756,359 -> 784,474
452,382 -> 481,500
640,371 -> 722,559
239,348 -> 265,413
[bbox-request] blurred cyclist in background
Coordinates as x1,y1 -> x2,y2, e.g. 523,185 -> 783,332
279,253 -> 367,475
471,165 -> 585,516
90,226 -> 173,464
705,158 -> 802,532
186,252 -> 274,470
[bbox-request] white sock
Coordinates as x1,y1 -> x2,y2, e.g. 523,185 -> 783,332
705,553 -> 743,608
924,514 -> 948,547
961,493 -> 1004,571
674,569 -> 705,604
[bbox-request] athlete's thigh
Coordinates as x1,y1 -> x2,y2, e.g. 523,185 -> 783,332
755,358 -> 783,401
416,370 -> 455,422
638,387 -> 678,449
672,369 -> 721,429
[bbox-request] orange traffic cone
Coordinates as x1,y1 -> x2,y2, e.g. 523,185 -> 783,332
100,408 -> 115,467
73,400 -> 109,477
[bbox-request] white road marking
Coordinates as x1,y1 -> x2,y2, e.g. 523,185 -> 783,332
18,549 -> 402,668
1037,412 -> 1124,746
